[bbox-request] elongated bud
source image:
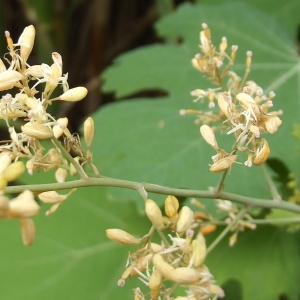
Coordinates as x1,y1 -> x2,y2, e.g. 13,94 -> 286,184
200,224 -> 217,235
149,269 -> 162,300
70,156 -> 80,176
253,139 -> 270,166
1,161 -> 25,182
53,117 -> 68,138
38,190 -> 70,204
210,155 -> 237,173
236,92 -> 260,115
57,87 -> 88,102
8,190 -> 39,218
176,206 -> 194,233
19,218 -> 36,246
191,238 -> 206,268
200,125 -> 218,149
145,199 -> 164,230
153,254 -> 175,279
84,117 -> 94,148
21,122 -> 53,139
170,267 -> 200,284
0,176 -> 7,190
0,152 -> 12,173
106,228 -> 141,245
55,167 -> 68,183
18,25 -> 35,63
0,70 -> 23,91
164,195 -> 179,218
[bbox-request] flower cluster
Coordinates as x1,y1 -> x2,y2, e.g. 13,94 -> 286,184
0,25 -> 94,244
181,23 -> 282,172
106,196 -> 224,300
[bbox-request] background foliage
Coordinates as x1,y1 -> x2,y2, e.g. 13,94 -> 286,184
0,0 -> 299,299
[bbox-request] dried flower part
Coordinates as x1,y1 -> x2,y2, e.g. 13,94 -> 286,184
53,117 -> 68,138
106,228 -> 141,245
18,25 -> 35,63
176,206 -> 194,233
0,70 -> 23,91
84,117 -> 94,148
171,267 -> 200,284
217,92 -> 235,119
200,125 -> 218,149
200,224 -> 217,235
58,87 -> 88,102
209,155 -> 237,173
21,122 -> 53,139
164,195 -> 179,218
264,115 -> 282,134
8,190 -> 39,218
236,92 -> 260,115
191,238 -> 206,268
145,199 -> 164,230
149,269 -> 162,300
253,139 -> 270,166
19,218 -> 36,246
1,161 -> 25,182
45,202 -> 61,216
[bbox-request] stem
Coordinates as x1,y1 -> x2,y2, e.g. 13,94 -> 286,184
5,176 -> 300,213
206,206 -> 249,254
261,164 -> 282,201
215,169 -> 228,196
51,137 -> 88,180
213,217 -> 300,225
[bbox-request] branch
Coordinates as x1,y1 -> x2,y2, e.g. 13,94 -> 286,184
5,176 -> 300,213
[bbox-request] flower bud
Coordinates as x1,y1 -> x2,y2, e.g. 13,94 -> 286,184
153,254 -> 175,279
0,152 -> 12,173
176,206 -> 194,233
38,190 -> 69,204
253,139 -> 270,166
149,269 -> 162,300
164,195 -> 179,218
106,228 -> 141,245
21,122 -> 53,139
84,117 -> 94,148
209,155 -> 237,173
0,176 -> 7,190
18,25 -> 35,63
19,218 -> 36,246
145,199 -> 164,230
1,161 -> 25,182
191,238 -> 206,268
58,87 -> 88,102
55,167 -> 68,183
171,267 -> 200,284
200,125 -> 218,149
236,92 -> 260,115
0,70 -> 23,91
53,117 -> 68,138
265,116 -> 282,134
8,190 -> 39,218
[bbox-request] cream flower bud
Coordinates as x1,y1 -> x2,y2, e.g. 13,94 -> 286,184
164,195 -> 179,218
38,190 -> 70,204
170,267 -> 200,284
21,122 -> 53,139
217,92 -> 235,119
176,206 -> 194,233
150,242 -> 165,253
200,125 -> 218,149
106,228 -> 141,245
53,117 -> 68,138
0,152 -> 12,173
149,269 -> 162,300
19,218 -> 36,246
0,70 -> 23,91
253,139 -> 270,166
236,92 -> 260,115
145,199 -> 164,230
58,87 -> 88,102
18,25 -> 35,63
209,155 -> 237,173
1,161 -> 25,182
191,238 -> 206,268
153,254 -> 175,279
84,117 -> 94,148
55,167 -> 68,183
265,116 -> 282,134
8,190 -> 39,218
0,176 -> 7,190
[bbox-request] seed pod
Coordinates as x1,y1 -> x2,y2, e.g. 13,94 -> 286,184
170,267 -> 200,284
176,206 -> 194,233
84,117 -> 94,148
1,161 -> 25,182
145,199 -> 164,230
106,228 -> 141,245
58,87 -> 88,102
18,25 -> 35,63
200,125 -> 218,149
21,122 -> 53,139
209,155 -> 237,173
19,218 -> 36,246
164,195 -> 179,218
8,190 -> 40,218
0,70 -> 23,91
253,139 -> 270,166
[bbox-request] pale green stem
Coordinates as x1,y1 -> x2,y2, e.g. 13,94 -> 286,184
260,164 -> 282,201
206,206 -> 249,254
215,169 -> 228,196
213,217 -> 300,225
4,177 -> 300,213
51,137 -> 88,180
